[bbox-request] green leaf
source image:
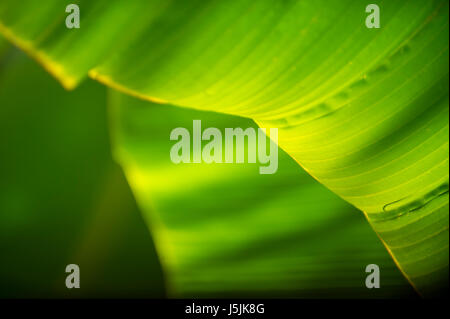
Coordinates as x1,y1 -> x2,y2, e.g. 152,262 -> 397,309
110,91 -> 415,297
1,0 -> 448,295
0,35 -> 7,57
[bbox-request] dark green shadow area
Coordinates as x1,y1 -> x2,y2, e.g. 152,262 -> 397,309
0,47 -> 165,298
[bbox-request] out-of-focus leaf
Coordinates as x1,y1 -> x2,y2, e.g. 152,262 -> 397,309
109,91 -> 416,298
0,46 -> 165,298
0,0 -> 448,294
0,35 -> 7,57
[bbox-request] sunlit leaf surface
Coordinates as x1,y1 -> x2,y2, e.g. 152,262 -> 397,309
110,91 -> 415,297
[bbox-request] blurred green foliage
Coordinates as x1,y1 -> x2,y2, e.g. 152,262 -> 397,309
0,47 -> 165,298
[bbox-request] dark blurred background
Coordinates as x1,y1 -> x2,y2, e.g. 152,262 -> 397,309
0,45 -> 165,298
